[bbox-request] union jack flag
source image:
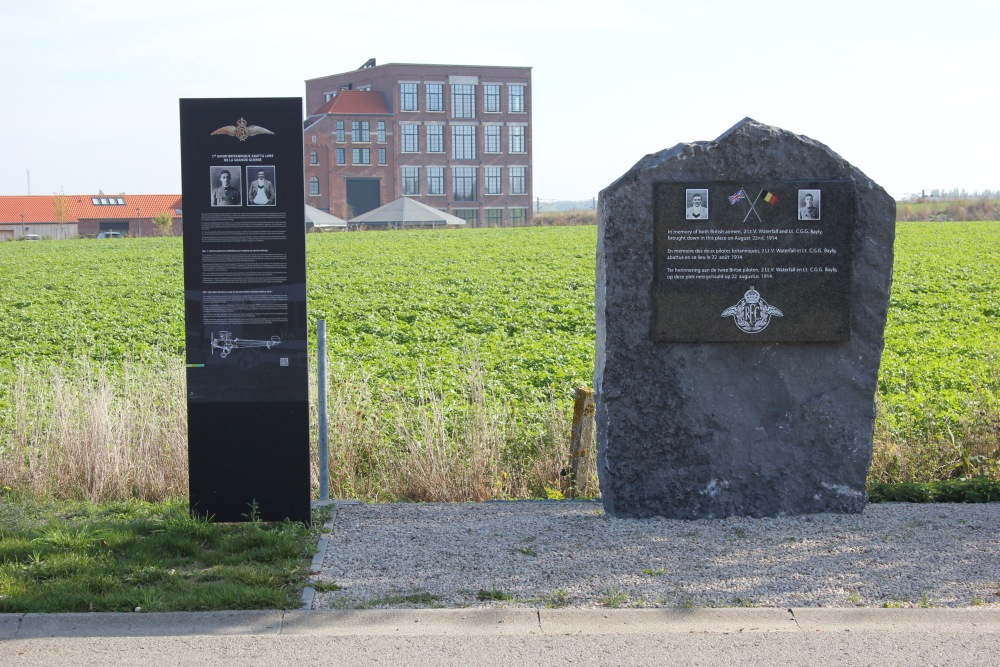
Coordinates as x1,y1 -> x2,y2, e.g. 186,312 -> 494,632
728,189 -> 747,205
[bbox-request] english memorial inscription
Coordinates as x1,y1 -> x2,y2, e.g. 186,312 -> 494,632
596,118 -> 895,520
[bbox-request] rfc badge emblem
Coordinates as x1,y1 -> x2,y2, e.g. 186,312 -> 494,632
211,117 -> 275,142
721,287 -> 783,334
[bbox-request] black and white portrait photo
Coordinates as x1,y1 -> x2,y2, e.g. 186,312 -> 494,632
210,167 -> 242,207
798,189 -> 821,220
685,189 -> 709,220
247,166 -> 277,206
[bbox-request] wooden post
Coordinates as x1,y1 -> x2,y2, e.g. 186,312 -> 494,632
565,387 -> 596,498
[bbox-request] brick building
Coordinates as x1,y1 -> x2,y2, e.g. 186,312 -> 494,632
304,60 -> 532,227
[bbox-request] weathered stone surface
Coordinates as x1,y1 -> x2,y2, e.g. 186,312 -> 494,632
595,118 -> 895,519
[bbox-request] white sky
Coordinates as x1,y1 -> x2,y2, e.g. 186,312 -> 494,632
3,0 -> 998,201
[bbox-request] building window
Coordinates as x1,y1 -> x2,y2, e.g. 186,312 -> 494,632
451,84 -> 476,119
401,82 -> 418,111
426,83 -> 443,112
309,150 -> 318,165
335,120 -> 345,142
311,135 -> 317,143
453,167 -> 477,201
485,208 -> 503,227
509,166 -> 527,195
509,126 -> 526,153
426,125 -> 444,153
452,125 -> 476,160
428,167 -> 444,195
336,148 -> 345,165
377,121 -> 386,143
453,208 -> 479,227
401,124 -> 419,153
484,84 -> 501,113
485,166 -> 502,195
378,148 -> 386,165
351,121 -> 370,142
509,85 -> 525,113
510,207 -> 527,225
484,125 -> 501,153
352,148 -> 370,164
309,177 -> 320,196
402,166 -> 419,195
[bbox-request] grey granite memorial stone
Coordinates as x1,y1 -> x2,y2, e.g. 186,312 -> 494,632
596,118 -> 895,519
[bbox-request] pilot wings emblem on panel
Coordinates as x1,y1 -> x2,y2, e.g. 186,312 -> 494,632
211,117 -> 274,141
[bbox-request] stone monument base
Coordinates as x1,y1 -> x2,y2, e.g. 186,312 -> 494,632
595,118 -> 895,519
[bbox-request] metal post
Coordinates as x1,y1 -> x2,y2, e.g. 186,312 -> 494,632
317,319 -> 330,501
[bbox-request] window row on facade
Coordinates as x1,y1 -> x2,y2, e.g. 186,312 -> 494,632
399,82 -> 526,116
331,120 -> 387,143
401,124 -> 526,158
400,166 -> 528,199
306,166 -> 528,200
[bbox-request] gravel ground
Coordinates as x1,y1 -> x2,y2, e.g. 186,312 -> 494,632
311,500 -> 1000,610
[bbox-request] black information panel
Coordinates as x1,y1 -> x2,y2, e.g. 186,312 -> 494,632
653,181 -> 854,343
180,98 -> 310,523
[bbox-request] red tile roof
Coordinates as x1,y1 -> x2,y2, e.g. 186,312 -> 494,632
313,90 -> 391,116
0,195 -> 182,224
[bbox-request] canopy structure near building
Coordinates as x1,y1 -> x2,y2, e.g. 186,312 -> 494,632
348,197 -> 466,229
305,205 -> 347,231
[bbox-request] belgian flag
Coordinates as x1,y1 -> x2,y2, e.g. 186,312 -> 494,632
763,191 -> 779,205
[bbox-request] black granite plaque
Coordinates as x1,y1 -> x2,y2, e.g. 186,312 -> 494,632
653,181 -> 854,342
180,98 -> 310,524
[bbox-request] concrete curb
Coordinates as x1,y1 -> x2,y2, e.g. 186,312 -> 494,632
4,608 -> 999,639
301,499 -> 358,610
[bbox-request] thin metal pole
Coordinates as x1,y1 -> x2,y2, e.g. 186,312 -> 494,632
317,319 -> 330,501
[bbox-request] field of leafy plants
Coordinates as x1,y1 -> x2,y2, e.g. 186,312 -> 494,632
0,222 -> 997,486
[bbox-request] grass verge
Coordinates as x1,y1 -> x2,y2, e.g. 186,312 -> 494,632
0,495 -> 323,613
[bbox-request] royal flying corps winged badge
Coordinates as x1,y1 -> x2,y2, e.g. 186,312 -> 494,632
211,117 -> 274,142
721,286 -> 783,334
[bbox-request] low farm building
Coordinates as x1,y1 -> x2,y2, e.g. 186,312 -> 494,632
0,194 -> 183,239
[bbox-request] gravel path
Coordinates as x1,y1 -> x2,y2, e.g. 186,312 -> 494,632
311,500 -> 1000,610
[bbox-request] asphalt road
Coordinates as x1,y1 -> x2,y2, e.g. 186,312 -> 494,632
3,608 -> 1000,666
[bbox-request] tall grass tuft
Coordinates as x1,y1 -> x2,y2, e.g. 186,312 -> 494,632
869,370 -> 1000,483
5,356 -> 995,503
309,360 -> 573,502
2,359 -> 188,501
1,357 -> 575,503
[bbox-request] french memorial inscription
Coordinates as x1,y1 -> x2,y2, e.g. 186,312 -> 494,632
180,98 -> 310,524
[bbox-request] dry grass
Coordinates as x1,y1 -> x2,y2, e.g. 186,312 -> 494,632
2,358 -> 578,503
870,386 -> 1000,484
4,357 -> 994,503
1,359 -> 188,501
533,211 -> 597,226
309,361 -> 574,502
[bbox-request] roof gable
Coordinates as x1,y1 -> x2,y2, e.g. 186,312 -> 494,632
313,90 -> 390,116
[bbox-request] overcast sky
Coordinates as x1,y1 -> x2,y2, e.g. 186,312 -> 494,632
3,0 -> 997,201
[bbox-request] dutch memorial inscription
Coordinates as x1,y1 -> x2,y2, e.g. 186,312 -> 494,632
596,119 -> 895,519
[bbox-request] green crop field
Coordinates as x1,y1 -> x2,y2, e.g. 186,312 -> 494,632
1,222 -> 998,495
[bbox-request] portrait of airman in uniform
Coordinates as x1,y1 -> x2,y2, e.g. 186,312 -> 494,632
211,167 -> 242,206
798,189 -> 821,220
